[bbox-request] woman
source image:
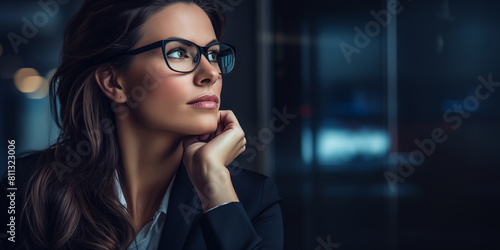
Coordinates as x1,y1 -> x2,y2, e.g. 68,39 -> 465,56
0,0 -> 283,249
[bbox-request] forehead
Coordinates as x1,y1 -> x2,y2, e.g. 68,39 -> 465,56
138,3 -> 217,47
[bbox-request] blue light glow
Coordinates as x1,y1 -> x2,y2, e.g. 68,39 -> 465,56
316,127 -> 390,167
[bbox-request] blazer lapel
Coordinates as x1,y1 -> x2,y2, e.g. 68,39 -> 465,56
158,161 -> 203,250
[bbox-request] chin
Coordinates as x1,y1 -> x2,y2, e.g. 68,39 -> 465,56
186,115 -> 218,135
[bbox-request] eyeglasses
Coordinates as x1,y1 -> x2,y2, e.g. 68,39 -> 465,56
124,38 -> 236,75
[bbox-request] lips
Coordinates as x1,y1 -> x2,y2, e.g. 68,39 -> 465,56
187,94 -> 220,104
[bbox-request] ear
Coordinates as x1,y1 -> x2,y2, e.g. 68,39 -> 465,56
95,66 -> 127,103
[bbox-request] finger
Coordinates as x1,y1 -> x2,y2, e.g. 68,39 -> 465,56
237,136 -> 246,148
204,111 -> 245,156
218,110 -> 241,130
215,118 -> 224,137
227,137 -> 246,157
240,138 -> 246,151
182,135 -> 199,150
239,145 -> 246,154
224,142 -> 246,167
228,144 -> 246,166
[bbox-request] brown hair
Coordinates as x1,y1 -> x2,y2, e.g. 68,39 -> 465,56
20,0 -> 225,249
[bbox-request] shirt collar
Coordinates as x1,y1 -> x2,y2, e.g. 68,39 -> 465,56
114,170 -> 176,217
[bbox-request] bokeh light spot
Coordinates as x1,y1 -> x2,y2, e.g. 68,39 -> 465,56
19,76 -> 45,93
14,68 -> 40,92
26,77 -> 50,99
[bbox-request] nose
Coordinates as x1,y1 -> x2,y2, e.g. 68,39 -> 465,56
193,54 -> 219,86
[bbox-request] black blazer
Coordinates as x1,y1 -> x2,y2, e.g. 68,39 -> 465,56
0,152 -> 283,250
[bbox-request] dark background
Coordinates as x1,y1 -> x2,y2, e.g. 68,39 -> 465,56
1,0 -> 499,249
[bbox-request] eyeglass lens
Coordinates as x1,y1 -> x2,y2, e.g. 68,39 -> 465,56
164,41 -> 235,75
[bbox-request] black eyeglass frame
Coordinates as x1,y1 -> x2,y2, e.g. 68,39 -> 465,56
124,38 -> 236,75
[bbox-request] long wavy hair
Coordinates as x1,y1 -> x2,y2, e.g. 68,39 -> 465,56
19,0 -> 225,249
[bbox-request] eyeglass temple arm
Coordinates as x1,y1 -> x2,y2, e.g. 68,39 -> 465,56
126,41 -> 163,55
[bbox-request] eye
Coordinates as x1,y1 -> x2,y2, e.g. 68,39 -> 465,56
167,48 -> 188,59
207,51 -> 219,62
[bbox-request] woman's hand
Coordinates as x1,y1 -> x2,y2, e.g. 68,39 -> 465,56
182,110 -> 246,212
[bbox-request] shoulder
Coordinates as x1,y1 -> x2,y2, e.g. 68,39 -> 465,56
228,167 -> 281,218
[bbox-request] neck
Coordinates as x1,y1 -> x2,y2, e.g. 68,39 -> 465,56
116,115 -> 184,222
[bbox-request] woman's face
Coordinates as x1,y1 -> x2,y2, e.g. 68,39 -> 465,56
117,3 -> 222,136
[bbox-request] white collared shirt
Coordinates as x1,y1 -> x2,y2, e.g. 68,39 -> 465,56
114,171 -> 176,250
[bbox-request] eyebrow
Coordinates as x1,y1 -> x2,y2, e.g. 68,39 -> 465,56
205,39 -> 219,46
168,37 -> 219,47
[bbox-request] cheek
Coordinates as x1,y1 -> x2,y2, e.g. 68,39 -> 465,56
135,73 -> 191,124
127,60 -> 187,107
215,77 -> 223,94
155,75 -> 188,102
123,62 -> 220,134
